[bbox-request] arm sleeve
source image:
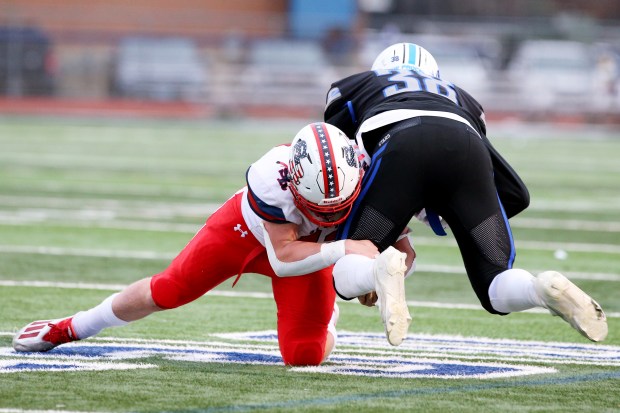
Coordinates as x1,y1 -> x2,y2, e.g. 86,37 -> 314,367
262,222 -> 346,277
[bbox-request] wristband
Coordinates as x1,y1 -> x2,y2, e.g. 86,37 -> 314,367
320,240 -> 346,266
263,223 -> 346,277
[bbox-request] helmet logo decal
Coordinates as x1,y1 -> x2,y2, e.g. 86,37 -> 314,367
343,145 -> 356,168
289,139 -> 309,185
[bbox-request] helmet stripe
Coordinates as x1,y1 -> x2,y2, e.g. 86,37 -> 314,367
407,43 -> 419,67
311,122 -> 339,198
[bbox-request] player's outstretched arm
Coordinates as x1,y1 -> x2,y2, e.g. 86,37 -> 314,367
263,221 -> 378,277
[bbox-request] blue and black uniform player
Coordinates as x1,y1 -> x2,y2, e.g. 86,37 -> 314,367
324,43 -> 607,343
324,44 -> 530,315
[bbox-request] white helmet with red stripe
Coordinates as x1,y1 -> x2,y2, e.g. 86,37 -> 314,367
371,42 -> 441,78
288,122 -> 362,227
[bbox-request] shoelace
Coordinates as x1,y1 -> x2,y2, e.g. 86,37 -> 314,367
42,319 -> 75,345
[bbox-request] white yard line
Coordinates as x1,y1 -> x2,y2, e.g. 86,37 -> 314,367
414,237 -> 620,254
0,245 -> 175,260
2,231 -> 620,257
4,194 -> 618,212
529,198 -> 620,212
1,196 -> 618,319
2,195 -> 620,232
3,213 -> 620,235
1,245 -> 619,281
0,410 -> 103,413
0,279 -> 618,318
510,217 -> 620,232
417,264 -> 620,282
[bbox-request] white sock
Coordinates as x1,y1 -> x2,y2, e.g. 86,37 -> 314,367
72,293 -> 129,339
333,254 -> 375,299
488,268 -> 545,313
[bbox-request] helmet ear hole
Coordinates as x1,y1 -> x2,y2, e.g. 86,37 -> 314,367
288,122 -> 363,227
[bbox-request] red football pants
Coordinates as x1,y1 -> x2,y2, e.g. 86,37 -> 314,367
150,192 -> 336,366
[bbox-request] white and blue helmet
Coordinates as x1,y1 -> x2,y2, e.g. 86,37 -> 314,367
371,42 -> 441,78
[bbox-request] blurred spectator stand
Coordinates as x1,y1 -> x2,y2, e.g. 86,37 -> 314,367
0,25 -> 55,96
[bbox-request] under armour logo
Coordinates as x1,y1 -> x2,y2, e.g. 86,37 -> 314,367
233,224 -> 248,238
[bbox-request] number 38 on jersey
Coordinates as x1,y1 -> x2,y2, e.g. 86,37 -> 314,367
374,69 -> 459,105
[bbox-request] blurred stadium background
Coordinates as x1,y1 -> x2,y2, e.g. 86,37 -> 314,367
0,0 -> 619,125
1,3 -> 620,411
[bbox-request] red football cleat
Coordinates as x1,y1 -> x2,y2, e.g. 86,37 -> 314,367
13,317 -> 79,352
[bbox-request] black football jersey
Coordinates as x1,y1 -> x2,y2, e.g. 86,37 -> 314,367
324,69 -> 486,142
323,69 -> 530,219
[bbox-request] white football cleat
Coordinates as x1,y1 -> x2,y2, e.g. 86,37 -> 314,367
374,247 -> 411,346
13,317 -> 79,352
534,271 -> 608,342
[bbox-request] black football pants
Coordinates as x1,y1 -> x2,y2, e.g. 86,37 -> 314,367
338,116 -> 516,314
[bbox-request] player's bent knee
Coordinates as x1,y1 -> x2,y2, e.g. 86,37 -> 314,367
281,340 -> 325,366
150,273 -> 194,310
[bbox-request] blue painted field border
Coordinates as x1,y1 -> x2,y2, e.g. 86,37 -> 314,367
174,370 -> 620,413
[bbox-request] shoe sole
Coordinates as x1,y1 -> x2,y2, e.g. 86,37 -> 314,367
535,271 -> 608,342
375,247 -> 412,346
384,301 -> 412,346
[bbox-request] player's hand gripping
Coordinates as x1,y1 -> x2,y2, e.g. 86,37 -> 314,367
358,291 -> 378,307
344,239 -> 379,259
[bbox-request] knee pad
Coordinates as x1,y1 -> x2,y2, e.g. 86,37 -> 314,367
280,339 -> 324,366
150,272 -> 193,309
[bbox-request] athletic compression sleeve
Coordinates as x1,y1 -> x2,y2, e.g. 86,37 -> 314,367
262,223 -> 346,277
